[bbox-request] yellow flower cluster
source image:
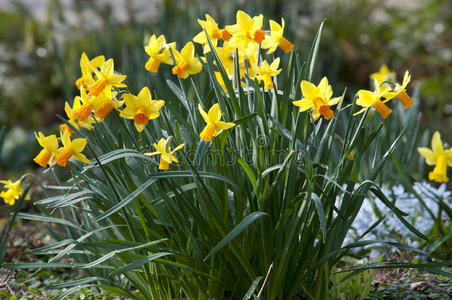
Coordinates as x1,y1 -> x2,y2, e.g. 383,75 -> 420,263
144,11 -> 292,89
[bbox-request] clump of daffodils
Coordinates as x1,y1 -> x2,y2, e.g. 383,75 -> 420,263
29,10 -> 446,186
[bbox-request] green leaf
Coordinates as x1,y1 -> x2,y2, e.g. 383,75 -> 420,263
242,276 -> 263,300
312,193 -> 326,241
110,252 -> 172,275
167,79 -> 191,112
204,211 -> 267,261
193,140 -> 209,170
16,213 -> 82,230
48,277 -> 112,289
306,20 -> 325,81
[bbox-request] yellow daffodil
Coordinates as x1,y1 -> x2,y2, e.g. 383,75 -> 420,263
33,132 -> 59,167
354,83 -> 392,119
261,18 -> 294,54
418,131 -> 452,183
198,103 -> 235,142
193,14 -> 231,54
171,42 -> 203,79
144,137 -> 185,170
88,59 -> 127,96
91,89 -> 123,121
73,87 -> 96,122
226,10 -> 265,50
390,71 -> 415,109
76,52 -> 105,89
120,87 -> 165,132
370,64 -> 396,83
293,77 -> 340,121
64,94 -> 96,132
54,130 -> 90,167
215,44 -> 240,76
254,58 -> 281,89
144,34 -> 176,73
214,42 -> 257,79
0,179 -> 24,206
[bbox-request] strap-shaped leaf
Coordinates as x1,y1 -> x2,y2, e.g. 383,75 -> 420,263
204,211 -> 267,261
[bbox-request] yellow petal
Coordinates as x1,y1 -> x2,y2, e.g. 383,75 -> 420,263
172,143 -> 185,152
431,131 -> 443,154
208,103 -> 221,122
215,121 -> 235,130
144,151 -> 160,157
318,77 -> 329,91
198,104 -> 209,123
293,99 -> 313,112
71,138 -> 87,153
356,90 -> 376,107
72,152 -> 91,164
134,121 -> 147,133
418,147 -> 436,166
300,81 -> 318,99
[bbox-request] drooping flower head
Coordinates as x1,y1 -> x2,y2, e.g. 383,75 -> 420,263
33,132 -> 59,167
0,179 -> 23,206
198,103 -> 235,142
171,42 -> 203,79
293,77 -> 340,121
253,58 -> 282,89
120,87 -> 165,132
144,137 -> 185,170
418,131 -> 452,183
261,18 -> 294,54
193,14 -> 231,54
144,34 -> 176,73
54,130 -> 91,167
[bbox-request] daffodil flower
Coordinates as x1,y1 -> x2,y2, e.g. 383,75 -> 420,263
76,52 -> 105,90
198,103 -> 235,142
293,77 -> 340,121
54,130 -> 91,167
418,131 -> 452,183
33,132 -> 59,167
171,42 -> 203,79
0,179 -> 23,206
261,18 -> 294,54
389,71 -> 415,110
64,94 -> 96,132
91,89 -> 123,121
144,34 -> 176,72
193,14 -> 231,54
370,64 -> 396,83
254,58 -> 281,89
120,87 -> 165,132
226,10 -> 265,50
354,87 -> 392,119
88,59 -> 127,96
144,137 -> 185,170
